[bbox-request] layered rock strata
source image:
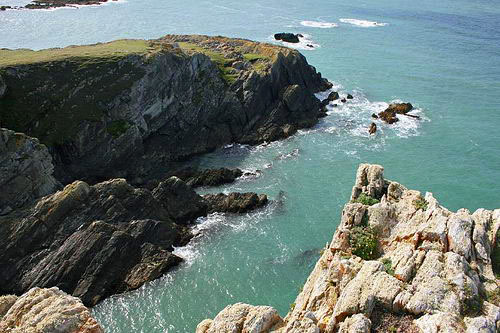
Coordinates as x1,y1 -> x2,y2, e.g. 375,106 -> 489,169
0,128 -> 60,215
197,164 -> 500,333
0,35 -> 330,185
0,173 -> 268,307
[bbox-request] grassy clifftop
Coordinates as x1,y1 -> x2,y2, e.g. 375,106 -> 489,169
0,39 -> 157,68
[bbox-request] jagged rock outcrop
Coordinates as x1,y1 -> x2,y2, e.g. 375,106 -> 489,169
0,178 -> 192,306
0,35 -> 329,185
176,167 -> 246,188
204,192 -> 268,214
0,128 -> 60,215
198,164 -> 500,333
0,171 -> 269,306
0,287 -> 103,333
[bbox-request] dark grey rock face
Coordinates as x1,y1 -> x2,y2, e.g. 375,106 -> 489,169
0,128 -> 60,215
0,179 -> 192,306
204,192 -> 268,213
0,35 -> 330,185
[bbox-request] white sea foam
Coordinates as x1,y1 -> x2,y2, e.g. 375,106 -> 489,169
339,18 -> 388,27
300,20 -> 338,28
317,84 -> 427,140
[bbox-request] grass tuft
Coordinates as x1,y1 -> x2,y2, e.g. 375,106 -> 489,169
349,226 -> 378,260
352,193 -> 380,206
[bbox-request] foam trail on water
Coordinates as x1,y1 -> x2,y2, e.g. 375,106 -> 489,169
300,20 -> 338,28
339,18 -> 388,27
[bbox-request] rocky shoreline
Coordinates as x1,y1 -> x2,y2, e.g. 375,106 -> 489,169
1,0 -> 112,11
197,164 -> 500,332
0,34 -> 331,323
0,34 -> 330,186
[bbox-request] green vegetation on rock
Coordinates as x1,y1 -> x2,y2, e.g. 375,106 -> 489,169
349,226 -> 378,260
107,120 -> 131,138
381,258 -> 395,275
492,228 -> 500,279
352,193 -> 380,206
413,197 -> 428,211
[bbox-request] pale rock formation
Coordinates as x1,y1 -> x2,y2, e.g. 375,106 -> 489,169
197,163 -> 500,332
0,287 -> 103,333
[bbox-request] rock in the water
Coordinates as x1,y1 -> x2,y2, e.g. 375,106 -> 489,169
346,93 -> 354,99
377,109 -> 399,124
274,33 -> 300,43
0,178 -> 192,306
341,98 -> 347,103
371,113 -> 378,119
199,163 -> 500,332
0,128 -> 60,215
378,102 -> 413,124
204,192 -> 268,213
327,91 -> 340,102
385,102 -> 413,114
0,287 -> 103,333
178,168 -> 244,188
369,122 -> 377,135
152,176 -> 208,223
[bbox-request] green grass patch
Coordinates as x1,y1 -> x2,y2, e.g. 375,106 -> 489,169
349,226 -> 378,260
107,120 -> 131,138
243,53 -> 270,62
0,40 -> 152,68
178,42 -> 238,84
352,193 -> 380,206
413,197 -> 428,211
381,258 -> 395,275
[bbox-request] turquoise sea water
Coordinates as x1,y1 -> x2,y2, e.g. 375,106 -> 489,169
1,0 -> 499,332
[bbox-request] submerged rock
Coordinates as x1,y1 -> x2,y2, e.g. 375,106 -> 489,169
198,163 -> 500,332
0,128 -> 60,215
0,287 -> 103,333
204,192 -> 268,214
274,33 -> 301,43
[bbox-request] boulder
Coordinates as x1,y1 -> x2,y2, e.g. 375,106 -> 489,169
327,91 -> 340,102
274,33 -> 300,43
385,102 -> 413,114
346,93 -> 354,99
152,176 -> 208,223
369,122 -> 377,135
196,303 -> 283,333
179,168 -> 244,187
341,98 -> 347,103
0,287 -> 103,333
377,110 -> 399,124
204,192 -> 268,213
0,128 -> 60,215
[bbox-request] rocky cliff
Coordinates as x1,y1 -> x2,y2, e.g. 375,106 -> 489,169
0,287 -> 103,333
0,35 -> 330,185
197,164 -> 500,333
0,128 -> 60,215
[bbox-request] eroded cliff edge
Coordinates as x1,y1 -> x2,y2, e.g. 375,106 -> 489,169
197,164 -> 500,333
0,35 -> 330,184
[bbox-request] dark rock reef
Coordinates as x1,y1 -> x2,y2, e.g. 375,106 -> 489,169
274,33 -> 301,44
204,192 -> 268,214
0,128 -> 61,216
176,167 -> 245,188
0,35 -> 330,185
0,172 -> 268,306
